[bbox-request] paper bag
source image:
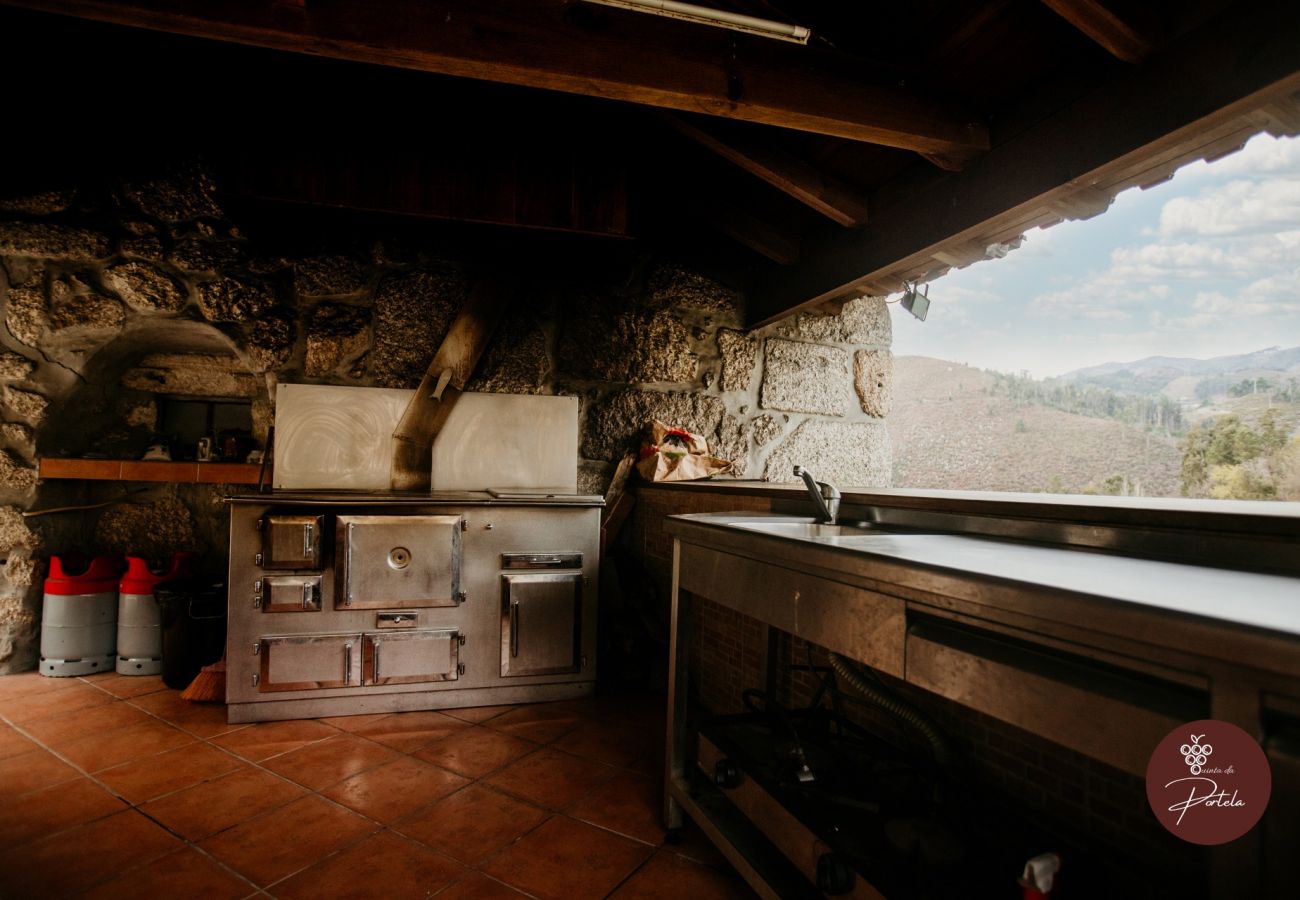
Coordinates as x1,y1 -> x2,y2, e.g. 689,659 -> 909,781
635,420 -> 733,482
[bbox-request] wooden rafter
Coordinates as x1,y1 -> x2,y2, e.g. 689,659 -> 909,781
660,114 -> 869,226
749,0 -> 1300,326
705,206 -> 801,265
0,0 -> 990,157
1040,0 -> 1155,63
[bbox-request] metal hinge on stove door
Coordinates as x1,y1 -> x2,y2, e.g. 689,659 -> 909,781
253,578 -> 263,609
252,673 -> 260,686
456,590 -> 467,604
457,662 -> 466,676
458,634 -> 466,646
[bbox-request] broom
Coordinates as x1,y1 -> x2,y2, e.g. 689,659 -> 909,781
180,655 -> 226,702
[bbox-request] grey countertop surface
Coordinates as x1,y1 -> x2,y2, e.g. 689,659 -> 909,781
668,511 -> 1300,639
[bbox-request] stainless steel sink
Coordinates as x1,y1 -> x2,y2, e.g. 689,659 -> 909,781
728,521 -> 877,539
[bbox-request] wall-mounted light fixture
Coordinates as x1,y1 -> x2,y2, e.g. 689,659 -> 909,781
579,0 -> 811,44
901,282 -> 930,321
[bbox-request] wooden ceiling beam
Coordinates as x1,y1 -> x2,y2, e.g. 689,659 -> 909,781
660,114 -> 869,226
749,0 -> 1300,327
0,0 -> 990,157
1040,0 -> 1156,63
705,206 -> 801,265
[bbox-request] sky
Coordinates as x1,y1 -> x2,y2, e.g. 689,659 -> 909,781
888,133 -> 1300,378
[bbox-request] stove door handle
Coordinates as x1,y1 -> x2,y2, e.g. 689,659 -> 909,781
343,642 -> 353,685
510,600 -> 519,658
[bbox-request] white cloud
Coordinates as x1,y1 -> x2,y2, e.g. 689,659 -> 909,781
1195,133 -> 1300,177
1108,241 -> 1251,280
1158,177 -> 1300,237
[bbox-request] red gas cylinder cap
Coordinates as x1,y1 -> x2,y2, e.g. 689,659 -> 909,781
45,556 -> 126,595
120,551 -> 196,595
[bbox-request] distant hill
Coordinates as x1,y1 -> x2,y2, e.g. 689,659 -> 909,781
888,357 -> 1183,495
1060,346 -> 1300,394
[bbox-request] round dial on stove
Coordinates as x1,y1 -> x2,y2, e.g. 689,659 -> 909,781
388,547 -> 412,569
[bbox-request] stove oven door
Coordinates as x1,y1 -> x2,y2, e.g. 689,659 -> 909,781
337,515 -> 462,609
362,629 -> 461,685
258,634 -> 360,692
500,573 -> 582,677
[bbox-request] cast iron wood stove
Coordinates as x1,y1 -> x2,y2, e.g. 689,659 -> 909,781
225,491 -> 601,723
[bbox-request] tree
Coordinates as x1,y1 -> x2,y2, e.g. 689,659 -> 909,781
1180,413 -> 1295,499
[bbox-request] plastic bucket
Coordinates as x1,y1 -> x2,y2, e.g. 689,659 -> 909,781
155,580 -> 227,690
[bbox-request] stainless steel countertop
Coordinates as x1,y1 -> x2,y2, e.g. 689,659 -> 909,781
667,511 -> 1300,639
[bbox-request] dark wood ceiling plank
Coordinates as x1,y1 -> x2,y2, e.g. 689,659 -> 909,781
706,206 -> 801,265
748,0 -> 1300,327
1040,0 -> 1156,63
660,114 -> 869,226
0,0 -> 990,156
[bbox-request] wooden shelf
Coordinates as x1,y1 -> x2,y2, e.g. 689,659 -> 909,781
39,458 -> 266,485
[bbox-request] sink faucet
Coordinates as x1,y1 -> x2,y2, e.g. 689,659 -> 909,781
793,466 -> 840,524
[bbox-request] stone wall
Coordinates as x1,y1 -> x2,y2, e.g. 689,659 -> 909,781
0,160 -> 894,672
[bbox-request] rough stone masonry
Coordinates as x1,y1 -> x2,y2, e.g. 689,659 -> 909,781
0,159 -> 894,672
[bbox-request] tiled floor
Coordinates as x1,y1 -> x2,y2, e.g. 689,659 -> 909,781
0,672 -> 754,899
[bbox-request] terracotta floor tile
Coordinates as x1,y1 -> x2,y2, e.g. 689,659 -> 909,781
669,816 -> 731,869
628,745 -> 664,779
0,724 -> 35,760
129,689 -> 249,738
396,784 -> 547,865
271,830 -> 464,900
141,766 -> 307,841
0,808 -> 182,897
569,771 -> 666,846
19,697 -> 153,747
0,681 -> 116,724
71,846 -> 255,900
210,718 -> 338,761
586,694 -> 665,730
0,747 -> 80,797
0,777 -> 126,848
200,794 -> 378,887
352,710 -> 469,753
434,871 -> 531,899
263,734 -> 401,791
486,747 -> 615,810
0,671 -> 85,701
610,849 -> 755,900
415,725 -> 536,778
487,702 -> 586,744
58,719 -> 195,772
482,815 -> 652,900
96,740 -> 243,804
318,712 -> 392,732
82,672 -> 168,699
323,756 -> 469,824
441,705 -> 514,724
552,719 -> 648,768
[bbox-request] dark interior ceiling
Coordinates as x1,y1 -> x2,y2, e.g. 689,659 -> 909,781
1,0 -> 1299,328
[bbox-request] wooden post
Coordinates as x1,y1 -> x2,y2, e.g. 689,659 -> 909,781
389,277 -> 510,491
